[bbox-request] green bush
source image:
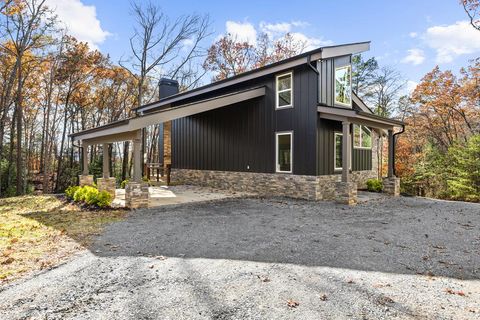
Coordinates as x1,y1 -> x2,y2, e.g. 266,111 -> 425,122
120,179 -> 129,189
65,185 -> 79,199
366,179 -> 383,192
71,185 -> 113,208
95,191 -> 113,208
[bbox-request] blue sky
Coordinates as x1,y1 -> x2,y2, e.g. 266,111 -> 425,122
47,0 -> 480,91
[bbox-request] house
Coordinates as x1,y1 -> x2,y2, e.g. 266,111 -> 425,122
71,41 -> 403,208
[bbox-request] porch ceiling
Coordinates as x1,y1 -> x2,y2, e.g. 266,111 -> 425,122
71,86 -> 266,143
317,106 -> 404,130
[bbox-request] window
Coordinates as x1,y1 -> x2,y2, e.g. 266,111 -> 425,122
276,132 -> 292,173
353,124 -> 372,149
334,133 -> 343,170
335,65 -> 352,106
276,72 -> 293,109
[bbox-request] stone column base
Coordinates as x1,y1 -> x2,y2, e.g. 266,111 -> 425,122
79,175 -> 94,186
383,177 -> 400,196
125,182 -> 149,209
97,177 -> 116,198
335,181 -> 357,205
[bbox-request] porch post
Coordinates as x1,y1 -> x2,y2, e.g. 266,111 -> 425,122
133,131 -> 142,182
102,143 -> 109,178
387,129 -> 394,178
341,121 -> 351,182
82,142 -> 89,175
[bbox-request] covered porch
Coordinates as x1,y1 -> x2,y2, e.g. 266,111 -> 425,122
70,86 -> 266,208
317,105 -> 404,205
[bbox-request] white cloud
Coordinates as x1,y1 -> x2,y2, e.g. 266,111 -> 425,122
289,32 -> 333,51
222,20 -> 332,51
401,48 -> 425,65
406,80 -> 418,94
409,32 -> 418,38
423,20 -> 480,63
225,21 -> 257,45
46,0 -> 110,50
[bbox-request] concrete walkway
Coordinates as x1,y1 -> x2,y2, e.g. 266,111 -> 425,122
112,185 -> 248,208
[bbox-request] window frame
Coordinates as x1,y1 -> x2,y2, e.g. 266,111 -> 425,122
334,132 -> 343,171
334,65 -> 352,107
275,72 -> 293,109
275,131 -> 293,173
353,124 -> 372,149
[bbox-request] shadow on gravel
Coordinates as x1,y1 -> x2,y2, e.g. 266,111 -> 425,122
36,196 -> 480,280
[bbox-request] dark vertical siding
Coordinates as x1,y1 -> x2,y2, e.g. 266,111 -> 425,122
317,117 -> 372,175
318,55 -> 352,108
171,65 -> 318,175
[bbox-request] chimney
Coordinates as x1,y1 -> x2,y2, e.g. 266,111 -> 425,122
159,78 -> 179,99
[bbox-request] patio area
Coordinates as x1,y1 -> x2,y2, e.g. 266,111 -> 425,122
112,185 -> 248,208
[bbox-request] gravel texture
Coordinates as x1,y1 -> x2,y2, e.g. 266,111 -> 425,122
0,196 -> 479,319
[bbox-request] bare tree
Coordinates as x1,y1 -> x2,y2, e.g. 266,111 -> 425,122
121,0 -> 211,106
461,0 -> 480,31
363,66 -> 406,117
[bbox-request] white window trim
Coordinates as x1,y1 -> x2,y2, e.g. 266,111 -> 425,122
353,124 -> 372,149
275,72 -> 293,109
275,131 -> 293,173
334,132 -> 343,171
334,65 -> 352,107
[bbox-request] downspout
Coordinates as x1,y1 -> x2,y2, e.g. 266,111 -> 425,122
392,124 -> 405,177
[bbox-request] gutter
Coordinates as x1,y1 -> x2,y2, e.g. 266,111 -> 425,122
392,124 -> 405,177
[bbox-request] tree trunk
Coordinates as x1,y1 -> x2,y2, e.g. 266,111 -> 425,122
16,56 -> 23,195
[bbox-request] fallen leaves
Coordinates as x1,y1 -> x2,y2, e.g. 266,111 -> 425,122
1,257 -> 14,265
319,294 -> 328,301
286,299 -> 299,308
445,288 -> 466,296
257,275 -> 270,283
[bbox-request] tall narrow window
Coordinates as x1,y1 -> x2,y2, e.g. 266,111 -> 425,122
276,132 -> 292,173
335,65 -> 352,106
334,132 -> 343,170
276,72 -> 293,109
353,124 -> 372,149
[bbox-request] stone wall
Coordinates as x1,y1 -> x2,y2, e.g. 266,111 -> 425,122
97,177 -> 116,198
125,182 -> 149,209
171,168 -> 378,201
79,175 -> 94,186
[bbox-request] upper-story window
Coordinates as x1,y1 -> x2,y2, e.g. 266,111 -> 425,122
353,124 -> 372,149
276,72 -> 293,109
335,65 -> 352,106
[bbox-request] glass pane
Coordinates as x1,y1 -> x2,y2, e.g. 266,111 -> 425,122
335,134 -> 343,169
361,126 -> 372,148
277,134 -> 291,172
335,66 -> 351,105
278,90 -> 291,107
277,74 -> 291,91
353,125 -> 361,147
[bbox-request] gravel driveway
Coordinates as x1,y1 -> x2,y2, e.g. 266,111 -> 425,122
1,196 -> 479,319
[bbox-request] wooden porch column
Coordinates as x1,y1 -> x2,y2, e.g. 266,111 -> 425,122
82,143 -> 89,175
342,121 -> 351,182
102,143 -> 109,178
387,129 -> 394,178
133,131 -> 142,182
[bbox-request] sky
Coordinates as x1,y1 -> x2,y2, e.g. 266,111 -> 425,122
45,0 -> 480,92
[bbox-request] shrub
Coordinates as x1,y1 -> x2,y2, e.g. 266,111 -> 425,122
366,179 -> 383,192
71,185 -> 113,208
65,185 -> 79,199
120,179 -> 129,189
95,191 -> 113,208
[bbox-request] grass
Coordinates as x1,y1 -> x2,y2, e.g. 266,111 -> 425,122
0,195 -> 127,284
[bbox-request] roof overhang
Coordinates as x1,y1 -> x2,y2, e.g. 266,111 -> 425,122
137,42 -> 370,114
317,105 -> 404,130
72,86 -> 266,143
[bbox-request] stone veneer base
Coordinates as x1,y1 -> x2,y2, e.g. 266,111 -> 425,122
335,181 -> 358,205
79,175 -> 94,187
125,182 -> 149,209
97,177 -> 116,198
171,169 -> 378,201
383,177 -> 401,196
